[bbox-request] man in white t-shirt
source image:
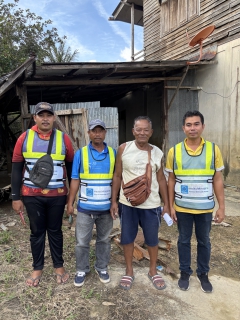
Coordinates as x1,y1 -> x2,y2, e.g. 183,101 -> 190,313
110,116 -> 170,290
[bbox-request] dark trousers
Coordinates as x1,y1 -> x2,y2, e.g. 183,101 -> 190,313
23,195 -> 67,270
176,211 -> 212,275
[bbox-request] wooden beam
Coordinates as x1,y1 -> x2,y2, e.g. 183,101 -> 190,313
54,114 -> 79,152
98,67 -> 117,79
165,86 -> 202,90
55,109 -> 84,115
131,3 -> 135,61
16,85 -> 29,131
82,108 -> 89,145
8,114 -> 21,126
0,56 -> 35,96
39,61 -> 189,69
16,85 -> 28,115
168,66 -> 189,110
24,77 -> 182,86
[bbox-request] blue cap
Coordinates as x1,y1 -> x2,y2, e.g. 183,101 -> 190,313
89,119 -> 106,130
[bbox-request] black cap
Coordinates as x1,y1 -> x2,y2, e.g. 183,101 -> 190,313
34,102 -> 54,115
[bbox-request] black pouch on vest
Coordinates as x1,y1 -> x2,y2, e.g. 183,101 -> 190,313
26,130 -> 55,189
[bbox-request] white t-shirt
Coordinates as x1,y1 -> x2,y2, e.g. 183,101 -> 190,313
119,140 -> 163,209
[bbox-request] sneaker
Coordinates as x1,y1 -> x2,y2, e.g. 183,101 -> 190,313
95,270 -> 110,283
178,271 -> 190,291
74,272 -> 86,287
197,273 -> 213,293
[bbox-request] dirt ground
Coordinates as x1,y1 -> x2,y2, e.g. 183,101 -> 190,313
0,187 -> 240,320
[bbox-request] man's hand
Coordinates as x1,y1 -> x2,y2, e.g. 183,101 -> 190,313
110,201 -> 119,220
170,207 -> 177,223
12,200 -> 24,214
213,208 -> 225,223
66,203 -> 74,217
162,204 -> 170,217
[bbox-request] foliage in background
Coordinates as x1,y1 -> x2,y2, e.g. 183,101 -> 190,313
45,41 -> 79,63
0,0 -> 78,75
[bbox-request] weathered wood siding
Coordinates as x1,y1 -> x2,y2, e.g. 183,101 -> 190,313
143,0 -> 161,60
144,0 -> 240,60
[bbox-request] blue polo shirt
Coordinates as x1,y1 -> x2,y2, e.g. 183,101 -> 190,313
71,142 -> 116,214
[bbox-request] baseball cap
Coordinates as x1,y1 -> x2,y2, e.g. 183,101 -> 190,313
89,119 -> 106,130
34,102 -> 54,115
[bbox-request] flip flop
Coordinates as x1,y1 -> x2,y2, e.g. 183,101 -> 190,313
148,273 -> 166,290
119,275 -> 134,290
56,272 -> 69,284
26,275 -> 41,287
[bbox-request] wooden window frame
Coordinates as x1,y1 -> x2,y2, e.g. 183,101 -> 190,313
160,0 -> 200,37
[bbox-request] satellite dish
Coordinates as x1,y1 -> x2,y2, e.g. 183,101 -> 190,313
186,25 -> 215,65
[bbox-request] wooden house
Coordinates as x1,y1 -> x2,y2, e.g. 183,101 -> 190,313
110,0 -> 240,186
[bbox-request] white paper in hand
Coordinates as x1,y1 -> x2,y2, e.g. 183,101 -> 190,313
163,213 -> 173,226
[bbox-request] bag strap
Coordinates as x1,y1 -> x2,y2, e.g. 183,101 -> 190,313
122,143 -> 152,185
146,146 -> 152,180
147,146 -> 151,164
25,129 -> 55,174
47,129 -> 55,155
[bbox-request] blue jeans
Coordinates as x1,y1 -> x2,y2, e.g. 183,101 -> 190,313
176,211 -> 212,275
75,212 -> 113,273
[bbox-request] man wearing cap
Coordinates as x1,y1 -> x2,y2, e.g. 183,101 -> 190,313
67,119 -> 116,287
11,102 -> 74,286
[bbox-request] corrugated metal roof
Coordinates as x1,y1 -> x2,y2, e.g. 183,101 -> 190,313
29,103 -> 119,149
29,101 -> 100,113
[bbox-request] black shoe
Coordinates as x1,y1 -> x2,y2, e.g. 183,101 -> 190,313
197,273 -> 213,293
178,271 -> 190,291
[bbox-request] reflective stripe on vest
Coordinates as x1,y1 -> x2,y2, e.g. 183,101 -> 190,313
78,145 -> 115,211
22,129 -> 66,189
79,146 -> 115,180
22,129 -> 65,160
173,141 -> 215,210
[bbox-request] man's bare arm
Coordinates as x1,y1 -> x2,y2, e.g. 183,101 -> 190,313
213,171 -> 225,223
168,172 -> 177,222
66,179 -> 80,216
157,166 -> 169,215
110,144 -> 124,219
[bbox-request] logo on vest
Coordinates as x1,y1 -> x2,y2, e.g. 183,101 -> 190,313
181,185 -> 189,194
86,188 -> 94,197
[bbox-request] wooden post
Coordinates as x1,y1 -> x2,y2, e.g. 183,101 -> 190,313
16,85 -> 29,131
82,109 -> 90,145
3,114 -> 12,174
131,3 -> 135,61
54,113 -> 79,152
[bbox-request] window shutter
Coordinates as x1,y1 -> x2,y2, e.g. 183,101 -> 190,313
169,0 -> 178,31
188,0 -> 200,20
160,2 -> 170,36
178,0 -> 187,25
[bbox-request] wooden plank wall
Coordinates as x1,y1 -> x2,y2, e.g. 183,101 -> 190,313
144,0 -> 240,61
143,0 -> 161,60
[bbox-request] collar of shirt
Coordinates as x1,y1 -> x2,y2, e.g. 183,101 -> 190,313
184,137 -> 205,155
89,141 -> 108,154
31,125 -> 53,140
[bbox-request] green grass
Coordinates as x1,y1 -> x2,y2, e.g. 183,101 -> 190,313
3,246 -> 21,263
0,230 -> 11,244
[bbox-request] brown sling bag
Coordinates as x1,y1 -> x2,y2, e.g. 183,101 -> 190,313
122,145 -> 152,207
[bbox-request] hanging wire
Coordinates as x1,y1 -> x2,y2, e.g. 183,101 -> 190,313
196,79 -> 240,99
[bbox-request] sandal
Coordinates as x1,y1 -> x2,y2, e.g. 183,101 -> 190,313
56,272 -> 69,284
148,273 -> 166,290
119,275 -> 134,290
26,275 -> 41,287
